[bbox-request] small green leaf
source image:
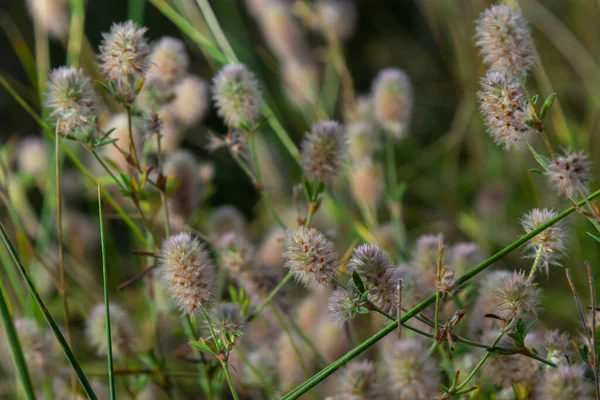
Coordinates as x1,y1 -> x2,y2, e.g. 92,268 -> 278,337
587,231 -> 600,244
360,291 -> 369,301
528,168 -> 545,176
357,307 -> 370,314
392,182 -> 407,202
539,93 -> 556,120
352,271 -> 366,294
530,94 -> 538,105
526,143 -> 550,170
189,340 -> 216,355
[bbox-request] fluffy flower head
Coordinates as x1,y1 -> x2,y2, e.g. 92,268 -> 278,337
301,120 -> 348,185
46,67 -> 101,139
493,270 -> 541,320
372,68 -> 413,139
547,150 -> 592,198
384,339 -> 441,399
283,226 -> 340,287
159,233 -> 216,315
474,4 -> 536,76
86,303 -> 136,358
212,63 -> 262,129
148,36 -> 189,85
348,244 -> 397,315
521,208 -> 567,271
478,71 -> 534,150
331,360 -> 387,400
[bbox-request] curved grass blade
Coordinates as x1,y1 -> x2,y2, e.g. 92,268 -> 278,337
97,185 -> 116,399
0,280 -> 35,400
0,221 -> 98,400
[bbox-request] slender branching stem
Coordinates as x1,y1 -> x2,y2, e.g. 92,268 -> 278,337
528,242 -> 545,280
282,189 -> 600,399
98,186 -> 116,400
182,315 -> 214,399
587,262 -> 600,400
55,126 -> 74,391
125,107 -> 140,169
455,326 -> 508,391
247,271 -> 294,321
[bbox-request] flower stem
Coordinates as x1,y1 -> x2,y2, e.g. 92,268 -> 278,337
282,188 -> 600,400
97,185 -> 116,400
455,327 -> 508,391
528,242 -> 545,280
182,315 -> 214,399
247,271 -> 293,321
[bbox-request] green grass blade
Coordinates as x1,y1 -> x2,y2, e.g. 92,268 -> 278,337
0,221 -> 98,400
67,0 -> 85,67
97,186 -> 116,399
282,188 -> 600,399
0,279 -> 36,400
128,0 -> 146,25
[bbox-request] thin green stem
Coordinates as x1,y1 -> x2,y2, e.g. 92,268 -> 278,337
247,270 -> 293,321
385,131 -> 397,191
67,0 -> 85,67
456,326 -> 508,391
128,0 -> 146,24
126,107 -> 140,170
234,347 -> 275,396
271,304 -> 317,400
55,126 -> 74,393
156,134 -> 171,238
528,242 -> 545,280
248,133 -> 287,230
219,362 -> 240,400
195,0 -> 237,62
0,221 -> 98,399
98,186 -> 116,400
282,188 -> 600,399
0,279 -> 35,400
182,315 -> 214,399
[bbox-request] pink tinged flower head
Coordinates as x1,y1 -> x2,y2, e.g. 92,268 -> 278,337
372,68 -> 413,139
164,150 -> 201,220
86,303 -> 136,358
332,360 -> 388,400
46,67 -> 102,140
159,233 -> 217,315
1,319 -> 60,378
348,244 -> 397,315
26,0 -> 69,40
478,71 -> 534,150
350,161 -> 383,208
328,285 -> 365,323
283,226 -> 340,288
212,63 -> 262,129
384,339 -> 441,400
347,121 -> 381,162
547,150 -> 592,198
301,120 -> 348,185
205,302 -> 246,337
99,21 -> 150,102
521,208 -> 567,271
315,0 -> 357,41
260,2 -> 312,64
493,270 -> 541,321
170,75 -> 209,126
474,4 -> 536,77
148,36 -> 189,85
536,364 -> 595,400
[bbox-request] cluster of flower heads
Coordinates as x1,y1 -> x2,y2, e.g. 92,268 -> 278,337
474,4 -> 537,150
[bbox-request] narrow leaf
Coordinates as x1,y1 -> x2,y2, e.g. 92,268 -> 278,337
539,93 -> 556,120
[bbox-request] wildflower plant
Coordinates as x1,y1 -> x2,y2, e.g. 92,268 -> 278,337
4,2 -> 600,400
